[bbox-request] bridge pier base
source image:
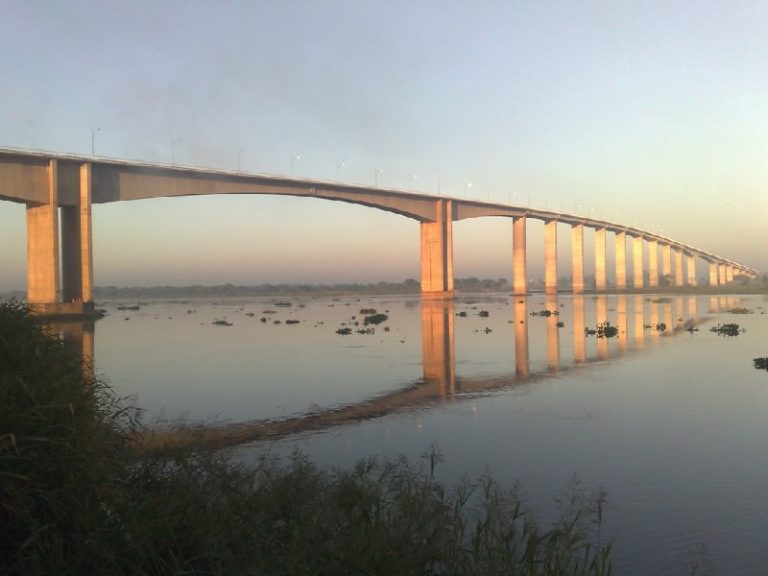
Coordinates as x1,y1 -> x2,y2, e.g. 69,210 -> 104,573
25,160 -> 95,316
513,216 -> 527,294
420,199 -> 454,299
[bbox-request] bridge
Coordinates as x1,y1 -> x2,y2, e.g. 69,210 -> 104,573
0,148 -> 759,315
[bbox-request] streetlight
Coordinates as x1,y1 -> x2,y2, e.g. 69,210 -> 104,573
290,154 -> 300,176
336,162 -> 346,182
465,181 -> 472,198
409,173 -> 418,190
90,127 -> 101,156
374,168 -> 384,186
237,148 -> 246,172
171,138 -> 181,165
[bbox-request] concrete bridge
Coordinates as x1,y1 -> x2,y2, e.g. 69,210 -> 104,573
0,148 -> 759,315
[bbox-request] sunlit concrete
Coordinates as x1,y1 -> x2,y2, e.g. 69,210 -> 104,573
26,159 -> 59,305
420,199 -> 453,298
571,224 -> 584,293
709,262 -> 719,286
594,227 -> 607,291
686,254 -> 697,286
615,232 -> 627,289
633,236 -> 644,289
662,244 -> 672,284
513,216 -> 527,295
648,240 -> 659,288
544,219 -> 558,293
674,249 -> 684,287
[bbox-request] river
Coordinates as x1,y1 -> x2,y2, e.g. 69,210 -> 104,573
54,292 -> 768,575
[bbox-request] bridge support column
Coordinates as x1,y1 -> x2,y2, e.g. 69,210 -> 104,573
686,254 -> 697,286
615,232 -> 626,289
633,236 -> 644,289
708,261 -> 719,286
662,244 -> 672,286
674,249 -> 684,287
513,216 -> 527,294
648,240 -> 659,288
726,265 -> 734,283
420,199 -> 454,298
594,227 -> 606,292
26,159 -> 60,307
61,163 -> 94,305
718,263 -> 726,284
544,220 -> 557,293
571,224 -> 584,293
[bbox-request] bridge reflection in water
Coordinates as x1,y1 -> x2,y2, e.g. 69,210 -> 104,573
51,294 -> 741,448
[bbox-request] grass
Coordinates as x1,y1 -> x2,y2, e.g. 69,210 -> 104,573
1,299 -> 611,575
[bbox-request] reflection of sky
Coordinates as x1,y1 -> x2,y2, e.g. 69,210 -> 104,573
2,1 -> 767,290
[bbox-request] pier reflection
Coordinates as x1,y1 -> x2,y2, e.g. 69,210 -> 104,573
51,293 -> 712,448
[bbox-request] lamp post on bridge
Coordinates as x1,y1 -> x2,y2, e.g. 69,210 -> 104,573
90,127 -> 101,157
465,181 -> 472,199
336,162 -> 346,182
409,173 -> 418,190
290,155 -> 300,176
374,168 -> 384,186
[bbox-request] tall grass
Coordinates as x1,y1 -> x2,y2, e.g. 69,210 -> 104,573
1,299 -> 611,575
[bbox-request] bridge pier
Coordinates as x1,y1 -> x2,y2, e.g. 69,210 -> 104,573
648,240 -> 659,288
632,235 -> 644,289
615,232 -> 626,289
726,265 -> 734,283
513,216 -> 527,294
25,160 -> 94,315
674,249 -> 684,287
662,244 -> 672,285
708,261 -> 719,286
26,159 -> 60,307
686,253 -> 697,286
571,224 -> 584,293
420,199 -> 454,298
594,227 -> 606,292
544,219 -> 558,293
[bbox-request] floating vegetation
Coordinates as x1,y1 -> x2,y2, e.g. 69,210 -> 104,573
359,308 -> 377,314
710,323 -> 742,337
363,313 -> 388,326
260,317 -> 267,323
262,310 -> 277,315
684,320 -> 699,333
474,327 -> 493,334
273,320 -> 281,325
212,319 -> 233,327
245,312 -> 255,317
530,309 -> 559,317
336,327 -> 352,335
274,301 -> 292,307
117,305 -> 140,311
285,319 -> 300,325
456,311 -> 468,317
651,297 -> 672,303
556,321 -> 565,328
754,357 -> 768,370
584,322 -> 619,338
478,310 -> 489,318
729,307 -> 753,314
356,327 -> 375,335
655,323 -> 667,332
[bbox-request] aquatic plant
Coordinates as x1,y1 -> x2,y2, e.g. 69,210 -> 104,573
709,323 -> 742,337
363,313 -> 388,326
753,357 -> 768,371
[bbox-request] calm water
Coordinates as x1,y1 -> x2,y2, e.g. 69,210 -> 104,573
58,292 -> 768,575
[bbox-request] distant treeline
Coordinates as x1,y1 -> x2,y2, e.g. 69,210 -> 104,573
82,278 -> 512,299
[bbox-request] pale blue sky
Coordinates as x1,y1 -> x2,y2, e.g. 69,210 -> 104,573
1,0 -> 766,290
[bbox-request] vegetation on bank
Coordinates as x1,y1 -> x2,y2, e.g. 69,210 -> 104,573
0,299 -> 613,575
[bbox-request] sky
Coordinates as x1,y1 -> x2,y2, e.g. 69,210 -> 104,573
1,0 -> 766,291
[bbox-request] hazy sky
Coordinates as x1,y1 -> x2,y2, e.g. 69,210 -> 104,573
1,0 -> 766,291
